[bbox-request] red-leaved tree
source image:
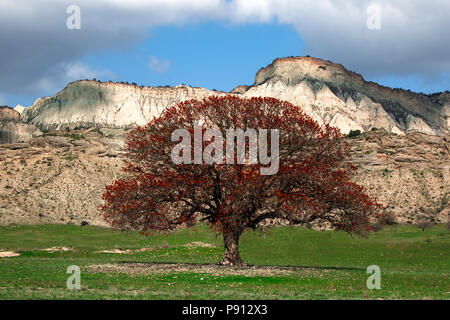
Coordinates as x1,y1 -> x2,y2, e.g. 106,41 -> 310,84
101,96 -> 381,266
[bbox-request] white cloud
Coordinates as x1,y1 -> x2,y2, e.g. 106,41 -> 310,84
227,0 -> 450,77
0,0 -> 449,95
148,56 -> 171,74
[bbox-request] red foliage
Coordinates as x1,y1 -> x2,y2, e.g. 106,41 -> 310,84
101,96 -> 381,266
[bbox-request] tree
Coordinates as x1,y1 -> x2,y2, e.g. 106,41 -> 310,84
101,96 -> 381,266
415,208 -> 436,231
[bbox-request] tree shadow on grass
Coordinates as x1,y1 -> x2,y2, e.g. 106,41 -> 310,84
116,260 -> 365,272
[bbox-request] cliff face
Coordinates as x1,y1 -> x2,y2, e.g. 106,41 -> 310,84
0,106 -> 20,122
248,57 -> 448,135
0,106 -> 40,144
18,56 -> 449,137
21,82 -> 222,131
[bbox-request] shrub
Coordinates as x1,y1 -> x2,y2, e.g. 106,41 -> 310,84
348,129 -> 361,138
373,211 -> 397,231
65,154 -> 78,161
65,133 -> 84,141
415,219 -> 434,231
414,209 -> 436,231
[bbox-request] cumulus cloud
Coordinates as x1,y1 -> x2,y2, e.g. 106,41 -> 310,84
0,0 -> 449,99
228,0 -> 450,78
148,56 -> 171,74
0,0 -> 225,96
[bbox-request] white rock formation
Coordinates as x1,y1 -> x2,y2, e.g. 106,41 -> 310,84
0,107 -> 41,143
242,79 -> 404,135
405,114 -> 435,135
249,57 -> 447,135
14,105 -> 25,114
19,57 -> 449,137
22,82 -> 224,131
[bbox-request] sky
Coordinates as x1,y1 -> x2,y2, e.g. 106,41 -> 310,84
0,0 -> 449,107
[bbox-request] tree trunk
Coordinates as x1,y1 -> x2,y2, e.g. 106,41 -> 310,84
217,229 -> 246,267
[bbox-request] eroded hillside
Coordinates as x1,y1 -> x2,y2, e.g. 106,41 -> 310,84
0,129 -> 448,226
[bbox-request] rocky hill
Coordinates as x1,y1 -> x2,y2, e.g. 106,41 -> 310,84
18,57 -> 449,137
0,106 -> 41,144
0,128 -> 123,226
21,82 -> 222,131
0,128 -> 447,226
242,57 -> 449,136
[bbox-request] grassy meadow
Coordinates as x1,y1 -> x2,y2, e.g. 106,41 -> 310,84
0,223 -> 448,299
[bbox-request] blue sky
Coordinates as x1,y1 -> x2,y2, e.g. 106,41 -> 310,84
1,0 -> 449,107
3,22 -> 306,106
85,22 -> 304,91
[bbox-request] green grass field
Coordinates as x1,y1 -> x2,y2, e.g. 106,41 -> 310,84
0,223 -> 448,299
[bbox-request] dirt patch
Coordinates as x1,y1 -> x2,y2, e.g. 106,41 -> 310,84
184,241 -> 214,248
42,246 -> 73,252
96,247 -> 154,254
86,262 -> 317,277
134,247 -> 154,253
0,251 -> 20,258
96,249 -> 133,254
